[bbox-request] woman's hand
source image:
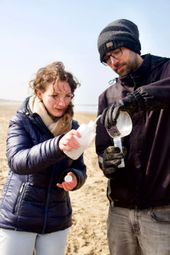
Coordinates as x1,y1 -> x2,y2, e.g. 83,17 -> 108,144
56,172 -> 78,191
59,130 -> 81,152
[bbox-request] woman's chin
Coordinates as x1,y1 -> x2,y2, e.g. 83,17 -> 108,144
52,110 -> 65,117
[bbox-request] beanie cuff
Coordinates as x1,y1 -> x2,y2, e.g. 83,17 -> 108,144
99,39 -> 141,63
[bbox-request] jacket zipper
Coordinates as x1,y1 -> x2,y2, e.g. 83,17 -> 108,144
15,182 -> 26,214
41,169 -> 55,233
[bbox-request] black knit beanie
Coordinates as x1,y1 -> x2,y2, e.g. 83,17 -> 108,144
97,19 -> 141,63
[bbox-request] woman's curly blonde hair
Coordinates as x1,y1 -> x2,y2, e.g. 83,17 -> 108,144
29,61 -> 80,96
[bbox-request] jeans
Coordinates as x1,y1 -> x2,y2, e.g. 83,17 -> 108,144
0,228 -> 69,255
107,204 -> 170,255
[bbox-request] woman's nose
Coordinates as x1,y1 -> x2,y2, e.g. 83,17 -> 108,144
57,98 -> 66,106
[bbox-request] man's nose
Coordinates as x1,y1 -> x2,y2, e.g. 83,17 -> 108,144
109,56 -> 119,66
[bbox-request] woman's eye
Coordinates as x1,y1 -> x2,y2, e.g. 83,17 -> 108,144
66,94 -> 72,99
52,95 -> 59,99
49,93 -> 73,102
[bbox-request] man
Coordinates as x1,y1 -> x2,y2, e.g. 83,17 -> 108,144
96,19 -> 170,255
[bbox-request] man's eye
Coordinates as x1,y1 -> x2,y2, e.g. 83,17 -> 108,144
104,55 -> 111,62
114,49 -> 120,54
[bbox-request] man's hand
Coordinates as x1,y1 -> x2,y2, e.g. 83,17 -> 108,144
102,146 -> 125,178
101,104 -> 122,129
100,92 -> 142,129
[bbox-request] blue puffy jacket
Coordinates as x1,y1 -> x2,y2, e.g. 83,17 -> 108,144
0,97 -> 87,233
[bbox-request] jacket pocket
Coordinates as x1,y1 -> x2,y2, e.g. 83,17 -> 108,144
150,206 -> 170,223
13,182 -> 26,214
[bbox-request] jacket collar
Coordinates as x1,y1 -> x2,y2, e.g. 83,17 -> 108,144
119,54 -> 169,89
119,54 -> 151,89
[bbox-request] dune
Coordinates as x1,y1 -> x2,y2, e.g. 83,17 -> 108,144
0,103 -> 109,255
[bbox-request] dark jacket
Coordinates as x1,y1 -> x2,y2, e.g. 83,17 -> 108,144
0,97 -> 87,233
96,54 -> 170,209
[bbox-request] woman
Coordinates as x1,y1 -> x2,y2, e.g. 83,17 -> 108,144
0,61 -> 87,255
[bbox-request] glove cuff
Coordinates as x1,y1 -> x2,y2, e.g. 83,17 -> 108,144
120,90 -> 145,114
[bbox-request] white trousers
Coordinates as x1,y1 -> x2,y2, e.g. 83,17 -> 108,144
0,228 -> 69,255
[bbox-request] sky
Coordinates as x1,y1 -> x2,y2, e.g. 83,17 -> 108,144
0,0 -> 170,111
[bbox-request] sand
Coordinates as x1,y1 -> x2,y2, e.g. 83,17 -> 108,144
0,103 -> 110,255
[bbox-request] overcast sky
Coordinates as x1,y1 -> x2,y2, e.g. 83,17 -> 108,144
0,0 -> 170,109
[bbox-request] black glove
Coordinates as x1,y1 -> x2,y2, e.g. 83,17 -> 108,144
101,90 -> 144,129
101,146 -> 126,179
100,104 -> 123,130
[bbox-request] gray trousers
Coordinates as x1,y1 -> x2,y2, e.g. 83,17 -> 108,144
107,204 -> 170,255
0,228 -> 69,255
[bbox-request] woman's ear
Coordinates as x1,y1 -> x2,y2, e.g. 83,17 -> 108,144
36,90 -> 42,101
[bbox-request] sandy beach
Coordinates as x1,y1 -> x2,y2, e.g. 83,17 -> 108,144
0,102 -> 109,255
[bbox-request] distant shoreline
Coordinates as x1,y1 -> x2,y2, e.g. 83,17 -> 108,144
0,99 -> 21,105
0,100 -> 98,114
